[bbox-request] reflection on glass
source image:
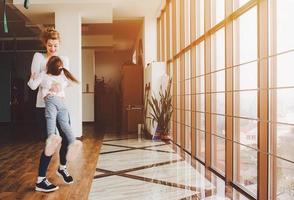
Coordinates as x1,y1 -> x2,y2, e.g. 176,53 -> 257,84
212,135 -> 225,175
234,144 -> 257,196
270,156 -> 294,199
234,118 -> 257,148
196,131 -> 205,161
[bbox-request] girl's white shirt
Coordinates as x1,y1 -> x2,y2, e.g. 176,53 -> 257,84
40,72 -> 70,98
27,52 -> 69,107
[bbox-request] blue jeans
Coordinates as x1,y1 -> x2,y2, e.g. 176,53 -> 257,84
44,96 -> 75,145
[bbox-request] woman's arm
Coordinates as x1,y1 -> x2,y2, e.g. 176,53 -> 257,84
27,53 -> 44,90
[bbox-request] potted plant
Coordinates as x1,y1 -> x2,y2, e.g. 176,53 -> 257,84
148,78 -> 173,140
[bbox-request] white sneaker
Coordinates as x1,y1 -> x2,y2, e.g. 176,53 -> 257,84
45,134 -> 62,156
66,140 -> 82,161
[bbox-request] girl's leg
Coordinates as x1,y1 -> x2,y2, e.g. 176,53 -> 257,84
56,114 -> 75,184
44,98 -> 61,156
57,108 -> 82,161
57,120 -> 69,165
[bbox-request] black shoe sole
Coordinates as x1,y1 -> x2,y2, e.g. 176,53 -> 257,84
56,171 -> 74,184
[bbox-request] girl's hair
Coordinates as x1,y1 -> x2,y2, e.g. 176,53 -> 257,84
41,27 -> 60,45
46,56 -> 79,83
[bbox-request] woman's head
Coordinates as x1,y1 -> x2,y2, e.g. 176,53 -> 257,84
46,56 -> 79,83
41,27 -> 60,56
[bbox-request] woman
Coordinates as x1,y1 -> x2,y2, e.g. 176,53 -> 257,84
27,27 -> 75,192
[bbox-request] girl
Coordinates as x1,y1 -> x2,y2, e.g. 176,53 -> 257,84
40,56 -> 82,162
27,27 -> 78,193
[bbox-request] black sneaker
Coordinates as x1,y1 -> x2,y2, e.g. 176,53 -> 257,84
56,168 -> 74,184
35,178 -> 59,192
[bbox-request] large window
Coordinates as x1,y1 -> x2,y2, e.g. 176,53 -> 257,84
157,0 -> 294,199
269,1 -> 294,199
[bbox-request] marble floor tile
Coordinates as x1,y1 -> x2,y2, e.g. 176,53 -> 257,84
144,144 -> 176,153
127,160 -> 214,190
97,149 -> 181,171
100,145 -> 130,153
103,138 -> 165,148
89,175 -> 198,200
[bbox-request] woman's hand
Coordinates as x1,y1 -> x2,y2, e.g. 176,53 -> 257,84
30,72 -> 37,80
49,82 -> 61,93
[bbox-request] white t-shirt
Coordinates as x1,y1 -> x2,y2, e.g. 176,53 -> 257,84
34,71 -> 70,99
27,52 -> 69,107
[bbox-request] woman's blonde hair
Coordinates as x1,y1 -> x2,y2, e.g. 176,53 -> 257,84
41,27 -> 60,45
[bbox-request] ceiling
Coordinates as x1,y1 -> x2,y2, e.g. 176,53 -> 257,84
1,0 -> 163,52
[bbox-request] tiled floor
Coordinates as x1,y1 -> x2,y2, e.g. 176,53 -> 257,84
89,135 -> 252,200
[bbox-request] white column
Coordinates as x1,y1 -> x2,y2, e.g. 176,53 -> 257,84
55,10 -> 83,137
143,16 -> 157,67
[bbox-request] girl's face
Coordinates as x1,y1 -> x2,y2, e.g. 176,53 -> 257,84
46,39 -> 59,57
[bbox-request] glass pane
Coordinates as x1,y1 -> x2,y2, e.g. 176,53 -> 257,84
234,118 -> 258,148
273,89 -> 294,124
211,70 -> 225,92
233,0 -> 251,11
196,130 -> 205,161
276,0 -> 294,54
184,0 -> 190,47
234,143 -> 258,196
176,0 -> 180,53
211,135 -> 225,175
196,42 -> 205,76
185,122 -> 191,153
196,76 -> 205,93
234,62 -> 257,90
212,114 -> 225,137
211,0 -> 225,27
273,52 -> 294,88
269,123 -> 294,163
234,91 -> 257,119
196,94 -> 205,112
270,156 -> 294,200
211,93 -> 225,115
234,7 -> 257,64
196,0 -> 204,38
211,28 -> 225,71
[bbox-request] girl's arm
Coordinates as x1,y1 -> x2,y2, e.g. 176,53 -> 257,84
27,53 -> 44,90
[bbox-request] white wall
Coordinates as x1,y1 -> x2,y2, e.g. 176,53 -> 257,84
55,10 -> 83,137
143,16 -> 157,67
82,49 -> 95,122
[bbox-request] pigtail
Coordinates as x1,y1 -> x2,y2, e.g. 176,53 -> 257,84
62,68 -> 79,83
